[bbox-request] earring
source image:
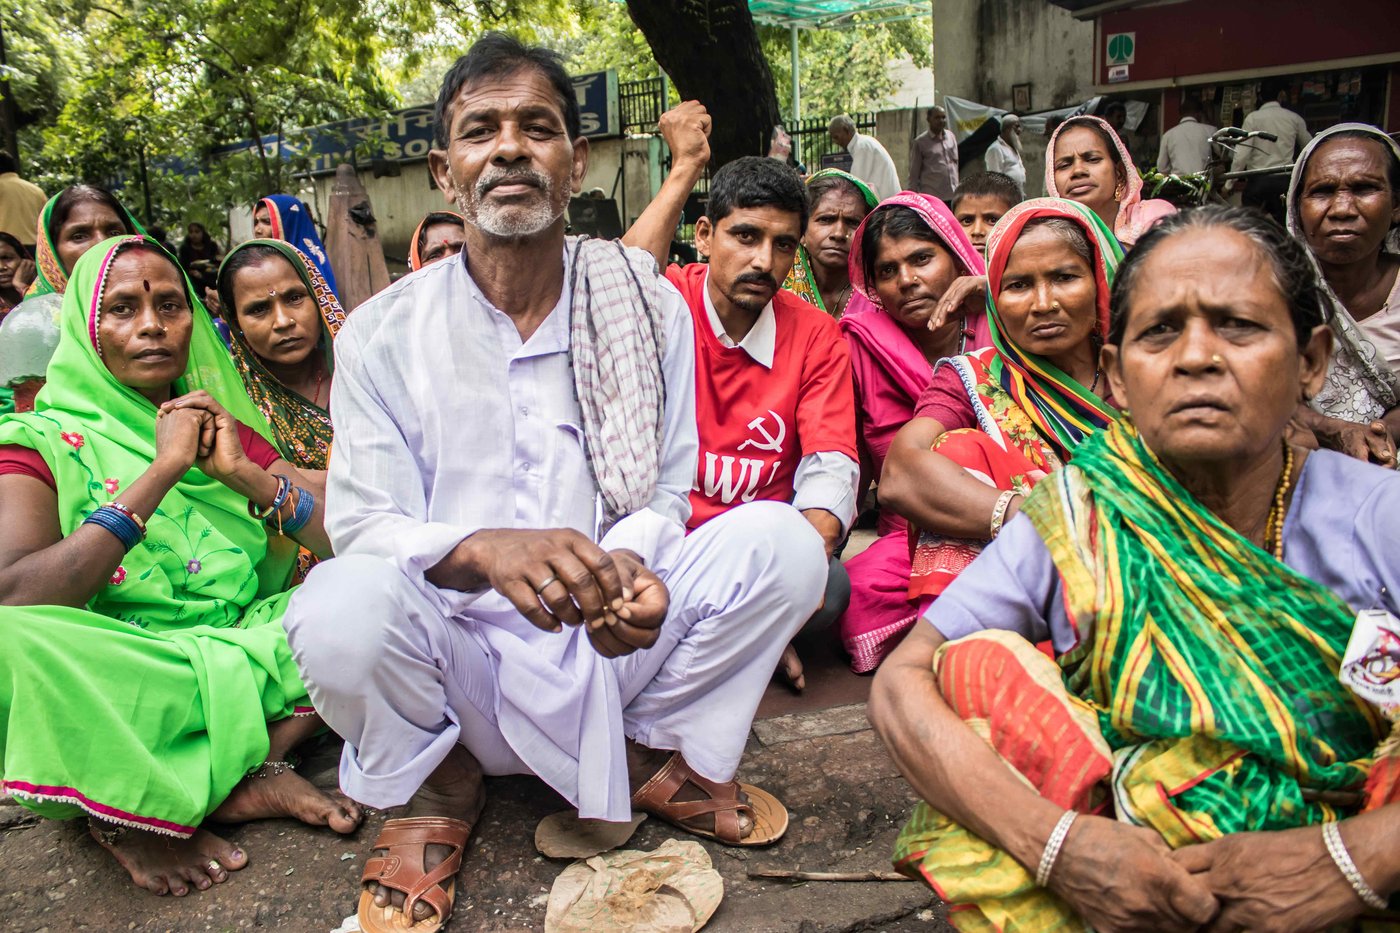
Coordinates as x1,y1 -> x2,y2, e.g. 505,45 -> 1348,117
1113,182 -> 1125,202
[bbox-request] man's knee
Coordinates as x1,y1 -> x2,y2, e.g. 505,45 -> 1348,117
710,501 -> 829,613
285,554 -> 412,679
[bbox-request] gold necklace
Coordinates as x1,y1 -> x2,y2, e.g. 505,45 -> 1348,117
1263,441 -> 1294,560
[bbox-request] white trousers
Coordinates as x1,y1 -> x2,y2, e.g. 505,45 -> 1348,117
283,501 -> 826,821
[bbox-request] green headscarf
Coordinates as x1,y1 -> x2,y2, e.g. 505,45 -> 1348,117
0,235 -> 293,626
783,168 -> 879,313
216,239 -> 346,471
28,188 -> 145,298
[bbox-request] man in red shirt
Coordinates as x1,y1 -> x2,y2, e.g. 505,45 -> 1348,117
664,156 -> 860,688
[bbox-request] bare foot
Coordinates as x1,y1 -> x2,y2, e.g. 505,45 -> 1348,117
91,819 -> 247,896
779,642 -> 806,692
626,741 -> 754,839
210,766 -> 362,833
369,744 -> 485,923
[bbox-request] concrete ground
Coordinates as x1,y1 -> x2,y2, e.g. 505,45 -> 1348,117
0,532 -> 953,932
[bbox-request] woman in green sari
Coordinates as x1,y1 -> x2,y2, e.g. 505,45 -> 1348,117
0,235 -> 361,898
781,168 -> 880,318
871,206 -> 1400,931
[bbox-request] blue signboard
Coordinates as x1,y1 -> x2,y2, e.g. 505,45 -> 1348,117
209,69 -> 620,177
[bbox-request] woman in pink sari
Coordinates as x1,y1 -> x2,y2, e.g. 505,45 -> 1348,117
1044,115 -> 1176,248
838,193 -> 989,673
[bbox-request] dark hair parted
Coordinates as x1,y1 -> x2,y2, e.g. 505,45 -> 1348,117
1057,116 -> 1123,166
415,211 -> 466,257
1022,217 -> 1093,265
48,185 -> 135,247
1107,206 -> 1327,350
706,157 -> 808,232
806,173 -> 872,216
434,32 -> 580,150
858,205 -> 948,288
217,244 -> 293,321
952,171 -> 1024,212
0,231 -> 24,256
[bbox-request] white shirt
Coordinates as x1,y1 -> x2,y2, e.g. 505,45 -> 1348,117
983,138 -> 1026,189
1231,102 -> 1312,172
326,246 -> 698,620
847,132 -> 901,202
699,273 -> 860,532
1157,117 -> 1217,175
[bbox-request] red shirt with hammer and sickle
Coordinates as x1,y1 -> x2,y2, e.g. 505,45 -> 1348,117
667,263 -> 858,531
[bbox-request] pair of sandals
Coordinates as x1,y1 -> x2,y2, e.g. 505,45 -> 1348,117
356,752 -> 787,932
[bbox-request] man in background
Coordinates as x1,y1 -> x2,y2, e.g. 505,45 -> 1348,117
1157,98 -> 1217,176
1230,79 -> 1312,224
830,114 -> 900,202
0,153 -> 47,254
909,106 -> 959,203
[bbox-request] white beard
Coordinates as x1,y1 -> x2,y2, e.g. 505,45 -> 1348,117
458,168 -> 567,238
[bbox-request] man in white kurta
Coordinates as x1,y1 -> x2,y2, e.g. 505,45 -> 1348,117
284,43 -> 826,925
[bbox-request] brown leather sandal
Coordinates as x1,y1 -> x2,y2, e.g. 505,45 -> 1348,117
357,816 -> 473,932
631,751 -> 788,847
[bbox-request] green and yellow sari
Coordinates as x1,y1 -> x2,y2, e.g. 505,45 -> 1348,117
894,420 -> 1397,930
0,235 -> 307,837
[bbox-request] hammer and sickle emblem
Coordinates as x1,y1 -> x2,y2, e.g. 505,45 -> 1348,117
737,411 -> 786,453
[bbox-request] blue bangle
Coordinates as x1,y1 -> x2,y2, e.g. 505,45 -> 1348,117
282,486 -> 315,534
84,506 -> 141,551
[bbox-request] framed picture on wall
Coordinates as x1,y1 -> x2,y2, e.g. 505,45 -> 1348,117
1012,83 -> 1032,112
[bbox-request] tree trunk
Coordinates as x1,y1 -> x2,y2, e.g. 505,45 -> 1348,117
625,0 -> 782,169
0,20 -> 19,166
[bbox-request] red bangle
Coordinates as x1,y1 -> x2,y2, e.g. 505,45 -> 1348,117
104,501 -> 147,539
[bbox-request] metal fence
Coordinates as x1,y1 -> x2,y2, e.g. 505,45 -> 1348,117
787,112 -> 876,173
620,77 -> 666,134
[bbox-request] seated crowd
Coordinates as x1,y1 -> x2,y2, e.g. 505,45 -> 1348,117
0,31 -> 1396,933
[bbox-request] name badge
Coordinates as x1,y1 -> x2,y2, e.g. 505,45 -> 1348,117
1340,608 -> 1400,715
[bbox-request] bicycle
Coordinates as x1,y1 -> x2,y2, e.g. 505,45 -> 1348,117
1140,126 -> 1287,209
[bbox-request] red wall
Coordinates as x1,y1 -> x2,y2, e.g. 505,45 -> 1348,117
1099,0 -> 1400,85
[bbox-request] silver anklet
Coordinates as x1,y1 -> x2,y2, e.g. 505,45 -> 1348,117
246,759 -> 296,779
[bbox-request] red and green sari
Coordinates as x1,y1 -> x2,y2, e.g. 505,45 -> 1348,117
908,198 -> 1124,601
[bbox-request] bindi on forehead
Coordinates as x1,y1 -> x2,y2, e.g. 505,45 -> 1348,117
143,279 -> 151,292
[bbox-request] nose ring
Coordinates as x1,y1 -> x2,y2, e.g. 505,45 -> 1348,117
1211,354 -> 1224,365
1050,301 -> 1062,311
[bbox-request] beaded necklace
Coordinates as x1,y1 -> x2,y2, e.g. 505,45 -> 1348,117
1263,441 -> 1295,560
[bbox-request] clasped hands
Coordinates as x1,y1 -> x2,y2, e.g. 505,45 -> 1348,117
153,390 -> 251,482
458,528 -> 669,659
1049,816 -> 1366,933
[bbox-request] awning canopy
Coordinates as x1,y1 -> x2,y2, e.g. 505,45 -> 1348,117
748,0 -> 924,28
745,0 -> 927,121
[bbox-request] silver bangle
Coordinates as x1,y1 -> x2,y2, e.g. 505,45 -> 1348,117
1035,810 -> 1078,887
1322,821 -> 1388,911
990,490 -> 1021,539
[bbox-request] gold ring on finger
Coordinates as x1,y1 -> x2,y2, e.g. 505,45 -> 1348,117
535,575 -> 558,594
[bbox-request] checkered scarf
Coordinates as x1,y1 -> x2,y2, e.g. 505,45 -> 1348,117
566,236 -> 669,521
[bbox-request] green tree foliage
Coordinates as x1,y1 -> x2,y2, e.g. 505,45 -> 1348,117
562,0 -> 929,120
760,13 -> 930,119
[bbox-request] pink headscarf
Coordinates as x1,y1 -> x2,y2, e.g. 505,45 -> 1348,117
847,191 -> 991,349
840,192 -> 991,485
1043,115 -> 1176,247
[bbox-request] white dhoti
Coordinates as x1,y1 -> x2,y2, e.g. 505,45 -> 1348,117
284,500 -> 825,822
